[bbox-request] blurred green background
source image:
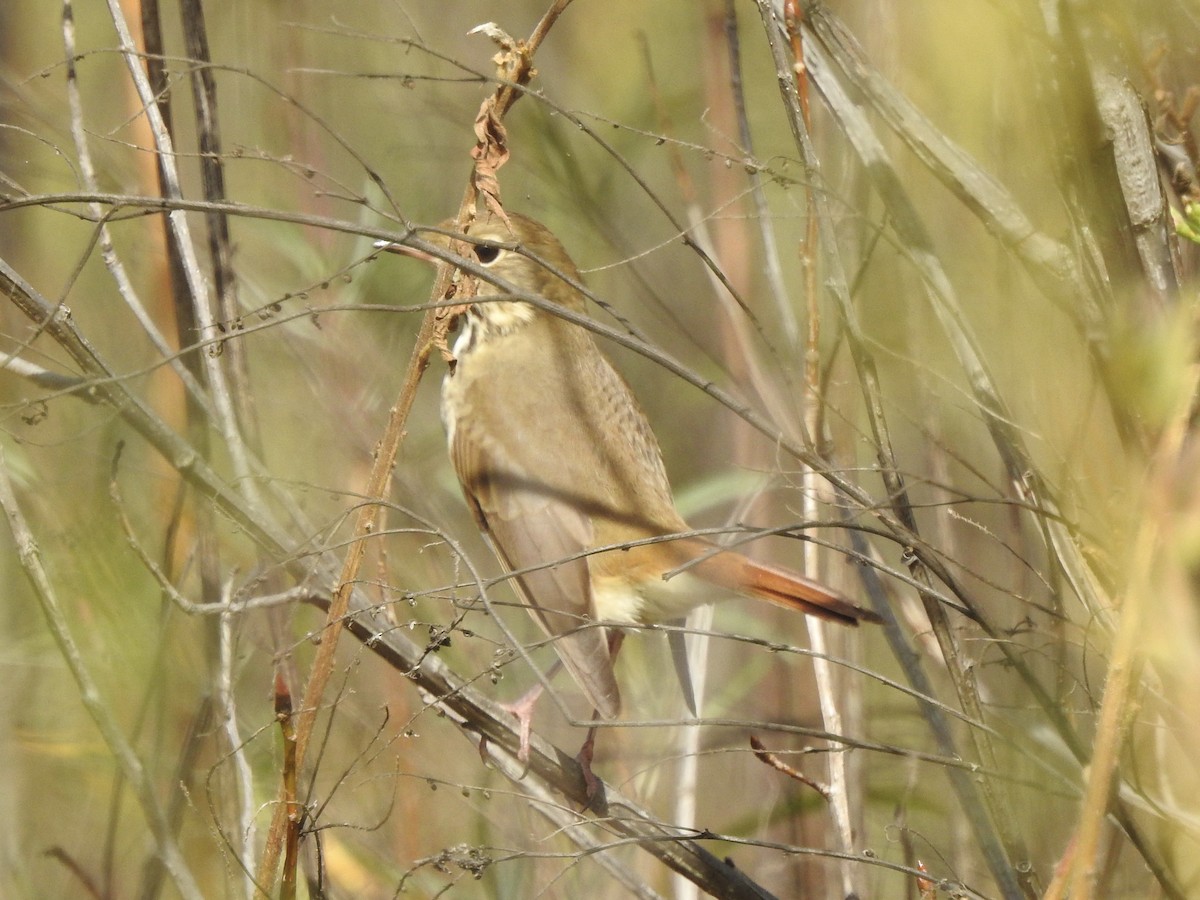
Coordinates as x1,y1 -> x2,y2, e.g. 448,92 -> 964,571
1,1 -> 1198,897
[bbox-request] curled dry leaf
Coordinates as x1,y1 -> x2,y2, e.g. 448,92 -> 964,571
471,100 -> 512,227
466,20 -> 540,226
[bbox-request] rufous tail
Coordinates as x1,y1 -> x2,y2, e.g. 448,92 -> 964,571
711,553 -> 881,626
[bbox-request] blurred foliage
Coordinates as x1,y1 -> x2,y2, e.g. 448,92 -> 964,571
0,1 -> 1198,898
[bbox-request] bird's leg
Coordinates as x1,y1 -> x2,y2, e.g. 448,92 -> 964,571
575,722 -> 601,800
498,683 -> 546,763
492,659 -> 563,764
575,630 -> 625,800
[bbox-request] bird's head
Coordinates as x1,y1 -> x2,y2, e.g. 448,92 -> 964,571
454,212 -> 587,314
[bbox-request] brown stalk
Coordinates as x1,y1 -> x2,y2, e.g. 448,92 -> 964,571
782,0 -> 822,407
750,735 -> 831,800
252,3 -> 574,892
780,1 -> 823,419
275,673 -> 299,900
782,5 -> 866,894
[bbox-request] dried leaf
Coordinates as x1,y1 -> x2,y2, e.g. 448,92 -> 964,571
471,98 -> 512,226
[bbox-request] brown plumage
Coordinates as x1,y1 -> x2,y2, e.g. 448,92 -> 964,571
438,212 -> 879,720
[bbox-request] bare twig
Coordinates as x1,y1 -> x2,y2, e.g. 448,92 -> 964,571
750,735 -> 832,801
61,0 -> 210,412
43,848 -> 106,900
217,585 -> 258,900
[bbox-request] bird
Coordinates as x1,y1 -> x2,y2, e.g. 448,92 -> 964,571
404,211 -> 878,774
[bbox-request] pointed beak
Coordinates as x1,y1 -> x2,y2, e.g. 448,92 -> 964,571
373,239 -> 437,264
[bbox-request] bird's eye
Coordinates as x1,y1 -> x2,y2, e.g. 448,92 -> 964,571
473,243 -> 501,265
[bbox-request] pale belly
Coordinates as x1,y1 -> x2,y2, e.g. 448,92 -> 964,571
592,569 -> 741,625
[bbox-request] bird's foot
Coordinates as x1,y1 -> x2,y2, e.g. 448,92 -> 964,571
495,683 -> 545,765
575,725 -> 602,802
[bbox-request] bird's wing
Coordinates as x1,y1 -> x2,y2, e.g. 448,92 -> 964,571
452,416 -> 621,719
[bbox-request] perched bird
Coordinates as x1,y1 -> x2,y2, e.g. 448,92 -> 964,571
409,211 -> 877,766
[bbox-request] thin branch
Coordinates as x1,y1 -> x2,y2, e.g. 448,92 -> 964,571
750,735 -> 832,801
60,0 -> 211,413
217,584 -> 258,900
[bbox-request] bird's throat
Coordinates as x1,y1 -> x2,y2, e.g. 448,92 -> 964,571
453,300 -> 536,358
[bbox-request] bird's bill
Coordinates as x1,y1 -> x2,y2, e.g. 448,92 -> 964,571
373,238 -> 437,263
